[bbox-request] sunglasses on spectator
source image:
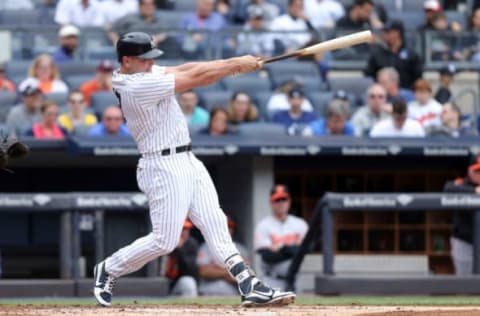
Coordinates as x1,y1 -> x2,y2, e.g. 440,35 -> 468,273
368,94 -> 386,99
105,116 -> 122,121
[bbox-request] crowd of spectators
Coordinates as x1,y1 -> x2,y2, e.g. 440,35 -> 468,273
0,0 -> 479,139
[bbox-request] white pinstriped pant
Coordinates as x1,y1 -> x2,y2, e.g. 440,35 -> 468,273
105,151 -> 238,278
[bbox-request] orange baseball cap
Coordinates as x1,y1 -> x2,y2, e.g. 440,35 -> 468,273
270,184 -> 290,202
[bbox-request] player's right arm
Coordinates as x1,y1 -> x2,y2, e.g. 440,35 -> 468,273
165,56 -> 261,93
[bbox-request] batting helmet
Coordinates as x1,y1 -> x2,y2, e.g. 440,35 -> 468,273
116,32 -> 163,62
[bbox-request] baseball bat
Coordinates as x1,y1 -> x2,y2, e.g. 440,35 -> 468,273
261,30 -> 373,65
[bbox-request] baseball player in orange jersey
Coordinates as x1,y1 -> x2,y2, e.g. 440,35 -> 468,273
92,32 -> 295,307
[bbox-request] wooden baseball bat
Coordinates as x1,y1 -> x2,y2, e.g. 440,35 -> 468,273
261,30 -> 373,65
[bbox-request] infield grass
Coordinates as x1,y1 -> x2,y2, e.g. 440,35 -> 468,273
1,296 -> 480,306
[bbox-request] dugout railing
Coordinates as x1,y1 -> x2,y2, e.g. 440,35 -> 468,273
286,192 -> 480,295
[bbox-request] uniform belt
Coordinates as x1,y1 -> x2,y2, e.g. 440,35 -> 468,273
161,144 -> 192,156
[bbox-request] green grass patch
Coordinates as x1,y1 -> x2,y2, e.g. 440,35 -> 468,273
1,296 -> 480,306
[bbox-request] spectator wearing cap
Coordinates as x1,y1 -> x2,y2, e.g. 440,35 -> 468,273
336,0 -> 374,30
54,0 -> 104,28
178,90 -> 209,126
269,0 -> 314,52
266,80 -> 314,117
196,215 -> 249,296
365,19 -> 423,89
52,25 -> 81,64
6,82 -> 42,135
435,64 -> 456,103
419,0 -> 443,32
108,0 -> 168,49
304,0 -> 345,29
164,220 -> 199,297
272,88 -> 316,134
427,101 -> 473,137
444,154 -> 480,275
25,100 -> 65,139
178,0 -> 226,58
370,99 -> 425,137
376,67 -> 414,103
0,63 -> 15,93
20,54 -> 68,95
58,91 -> 98,133
254,184 -> 308,291
88,106 -> 130,137
226,92 -> 259,125
407,79 -> 442,130
99,0 -> 138,29
303,99 -> 354,136
236,6 -> 275,58
80,60 -> 114,106
351,83 -> 389,137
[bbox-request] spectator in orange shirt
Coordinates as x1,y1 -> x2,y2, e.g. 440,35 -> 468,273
19,54 -> 68,94
80,60 -> 114,106
0,63 -> 15,93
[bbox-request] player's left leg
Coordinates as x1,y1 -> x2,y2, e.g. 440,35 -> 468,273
188,155 -> 295,307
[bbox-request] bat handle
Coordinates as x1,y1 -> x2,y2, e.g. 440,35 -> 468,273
261,51 -> 301,65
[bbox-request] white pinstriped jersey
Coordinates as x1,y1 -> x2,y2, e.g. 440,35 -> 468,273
112,65 -> 190,154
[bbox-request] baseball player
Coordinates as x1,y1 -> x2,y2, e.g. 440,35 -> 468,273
255,184 -> 308,291
93,32 -> 295,307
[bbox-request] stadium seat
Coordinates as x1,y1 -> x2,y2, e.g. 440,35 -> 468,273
0,91 -> 17,107
192,82 -> 224,95
270,74 -> 328,93
445,11 -> 467,29
265,61 -> 320,83
174,0 -> 197,11
0,104 -> 14,124
328,76 -> 374,106
0,10 -> 40,25
156,59 -> 186,67
64,74 -> 92,91
188,124 -> 207,135
222,75 -> 271,96
58,62 -> 97,78
90,92 -> 119,117
86,47 -> 116,61
389,11 -> 424,30
197,91 -> 233,110
374,0 -> 400,11
72,125 -> 93,136
401,1 -> 426,11
237,122 -> 286,136
305,91 -> 334,116
44,92 -> 68,107
6,61 -> 32,79
253,91 -> 272,121
157,10 -> 187,28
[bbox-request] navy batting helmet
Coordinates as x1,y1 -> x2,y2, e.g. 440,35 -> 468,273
116,32 -> 163,62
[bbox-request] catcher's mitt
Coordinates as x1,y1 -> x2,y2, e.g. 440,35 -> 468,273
0,139 -> 29,171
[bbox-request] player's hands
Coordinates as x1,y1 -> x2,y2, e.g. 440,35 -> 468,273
234,55 -> 262,74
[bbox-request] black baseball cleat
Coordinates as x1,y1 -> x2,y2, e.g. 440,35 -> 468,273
240,278 -> 296,307
93,261 -> 116,307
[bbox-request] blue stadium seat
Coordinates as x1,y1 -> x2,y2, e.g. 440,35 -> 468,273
374,0 -> 400,11
270,74 -> 327,92
44,92 -> 68,107
192,82 -> 224,95
90,92 -> 119,117
157,10 -> 187,28
0,104 -> 14,124
198,91 -> 233,110
86,47 -> 116,61
6,61 -> 31,79
446,11 -> 467,29
401,1 -> 425,11
222,75 -> 271,96
253,91 -> 272,121
157,59 -> 187,67
64,74 -> 92,91
174,0 -> 197,11
0,91 -> 17,107
328,76 -> 374,106
237,122 -> 286,136
306,91 -> 334,116
389,11 -> 424,30
265,61 -> 320,83
58,62 -> 97,78
0,10 -> 40,25
72,125 -> 93,136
